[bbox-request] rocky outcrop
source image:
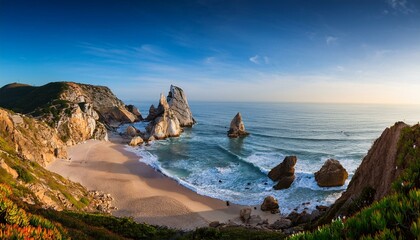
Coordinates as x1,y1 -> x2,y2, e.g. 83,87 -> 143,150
145,105 -> 157,121
126,126 -> 138,137
0,82 -> 140,145
0,108 -> 67,166
323,122 -> 409,220
227,112 -> 249,138
166,85 -> 196,127
146,94 -> 181,140
315,159 -> 348,187
0,158 -> 18,179
63,82 -> 138,127
125,104 -> 143,121
129,136 -> 144,146
268,156 -> 297,190
260,196 -> 280,213
239,208 -> 252,223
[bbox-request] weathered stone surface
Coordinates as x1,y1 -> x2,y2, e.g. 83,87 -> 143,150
125,104 -> 143,121
126,126 -> 138,137
146,94 -> 181,140
0,82 -> 137,145
240,208 -> 252,223
268,156 -> 297,190
227,112 -> 249,138
129,136 -> 144,146
260,196 -> 280,212
0,158 -> 18,179
0,109 -> 67,166
315,159 -> 348,187
209,221 -> 220,228
167,85 -> 196,127
269,218 -> 292,229
325,122 -> 410,219
145,104 -> 157,121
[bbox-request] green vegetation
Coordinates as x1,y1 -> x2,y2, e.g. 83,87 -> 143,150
180,227 -> 285,240
12,165 -> 35,183
290,124 -> 420,240
0,82 -> 68,114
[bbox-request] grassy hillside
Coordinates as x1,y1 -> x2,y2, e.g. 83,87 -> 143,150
0,82 -> 68,114
289,124 -> 420,240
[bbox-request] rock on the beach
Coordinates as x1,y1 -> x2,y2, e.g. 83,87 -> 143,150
167,85 -> 196,127
126,125 -> 138,137
209,221 -> 220,228
315,159 -> 348,187
146,94 -> 181,140
227,112 -> 249,138
268,156 -> 297,190
260,196 -> 280,213
240,208 -> 252,223
269,218 -> 292,230
129,136 -> 144,146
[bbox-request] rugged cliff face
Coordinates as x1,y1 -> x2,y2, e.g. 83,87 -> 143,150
167,85 -> 196,127
146,94 -> 181,140
0,82 -> 139,145
321,122 -> 410,220
0,108 -> 66,166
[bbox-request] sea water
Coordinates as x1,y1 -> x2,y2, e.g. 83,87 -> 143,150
120,102 -> 420,213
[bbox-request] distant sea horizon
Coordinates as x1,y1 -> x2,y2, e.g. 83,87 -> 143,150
121,101 -> 420,213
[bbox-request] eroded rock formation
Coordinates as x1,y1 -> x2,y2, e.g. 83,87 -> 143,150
167,85 -> 196,127
0,82 -> 140,145
0,108 -> 67,166
227,112 -> 249,138
315,159 -> 348,187
268,156 -> 297,190
146,94 -> 181,140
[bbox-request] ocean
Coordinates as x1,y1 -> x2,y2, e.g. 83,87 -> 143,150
120,102 -> 420,213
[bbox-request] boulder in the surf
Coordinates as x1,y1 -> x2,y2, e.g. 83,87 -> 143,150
227,112 -> 249,138
268,156 -> 297,190
314,159 -> 348,187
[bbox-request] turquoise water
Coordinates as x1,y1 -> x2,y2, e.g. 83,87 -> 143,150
121,102 -> 420,213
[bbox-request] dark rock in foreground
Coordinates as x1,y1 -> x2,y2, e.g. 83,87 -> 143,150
260,196 -> 280,213
315,159 -> 348,187
268,156 -> 297,190
227,112 -> 249,138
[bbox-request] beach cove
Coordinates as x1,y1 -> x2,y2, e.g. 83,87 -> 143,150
47,133 -> 280,230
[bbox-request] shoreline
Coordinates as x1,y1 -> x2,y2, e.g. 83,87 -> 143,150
47,133 -> 280,230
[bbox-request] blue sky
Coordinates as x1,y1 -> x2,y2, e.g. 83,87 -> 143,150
1,0 -> 420,103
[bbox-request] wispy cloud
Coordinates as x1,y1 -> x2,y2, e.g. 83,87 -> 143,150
249,55 -> 260,64
326,36 -> 338,45
387,0 -> 416,14
249,55 -> 270,64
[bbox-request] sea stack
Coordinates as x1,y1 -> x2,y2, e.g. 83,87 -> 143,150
167,85 -> 196,127
146,94 -> 181,140
227,112 -> 249,138
268,156 -> 297,190
315,159 -> 348,187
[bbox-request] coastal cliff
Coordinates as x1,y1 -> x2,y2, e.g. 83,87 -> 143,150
0,82 -> 139,145
0,108 -> 66,166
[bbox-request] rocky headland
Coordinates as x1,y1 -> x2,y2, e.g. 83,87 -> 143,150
0,82 -> 140,145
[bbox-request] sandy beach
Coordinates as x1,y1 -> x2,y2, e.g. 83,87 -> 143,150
47,134 -> 280,230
